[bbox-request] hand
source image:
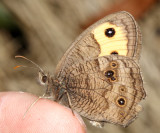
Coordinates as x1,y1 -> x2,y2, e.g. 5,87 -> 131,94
0,92 -> 86,133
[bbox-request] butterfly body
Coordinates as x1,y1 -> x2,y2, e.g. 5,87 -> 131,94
39,11 -> 146,127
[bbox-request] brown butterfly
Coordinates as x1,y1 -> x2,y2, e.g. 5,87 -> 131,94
16,11 -> 146,128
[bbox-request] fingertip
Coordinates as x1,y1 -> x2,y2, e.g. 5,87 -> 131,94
0,92 -> 86,133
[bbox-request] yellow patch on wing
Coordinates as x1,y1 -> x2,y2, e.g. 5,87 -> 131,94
92,23 -> 128,57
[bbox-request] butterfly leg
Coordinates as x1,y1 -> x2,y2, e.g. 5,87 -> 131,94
23,93 -> 48,119
65,91 -> 75,116
57,89 -> 75,116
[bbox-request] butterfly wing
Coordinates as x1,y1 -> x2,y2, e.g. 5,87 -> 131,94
55,11 -> 141,76
54,11 -> 146,127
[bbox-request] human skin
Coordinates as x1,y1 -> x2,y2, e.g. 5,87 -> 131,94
0,92 -> 86,133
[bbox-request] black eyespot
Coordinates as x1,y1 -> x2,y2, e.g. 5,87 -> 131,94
111,77 -> 116,81
119,86 -> 127,93
112,63 -> 117,67
120,87 -> 125,92
110,61 -> 118,68
42,75 -> 47,83
105,70 -> 114,78
118,98 -> 125,105
111,51 -> 118,55
105,28 -> 115,37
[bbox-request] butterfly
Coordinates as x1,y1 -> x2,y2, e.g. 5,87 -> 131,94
16,11 -> 146,128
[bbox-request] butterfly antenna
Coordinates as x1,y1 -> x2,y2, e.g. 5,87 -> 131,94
13,65 -> 39,70
15,55 -> 44,72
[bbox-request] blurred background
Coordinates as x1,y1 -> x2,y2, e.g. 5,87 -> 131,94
0,0 -> 160,132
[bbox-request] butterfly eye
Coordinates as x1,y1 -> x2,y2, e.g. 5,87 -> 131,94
105,28 -> 115,37
42,75 -> 48,83
105,70 -> 114,78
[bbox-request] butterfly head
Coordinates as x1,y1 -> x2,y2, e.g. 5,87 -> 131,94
15,55 -> 54,96
38,70 -> 50,86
